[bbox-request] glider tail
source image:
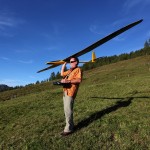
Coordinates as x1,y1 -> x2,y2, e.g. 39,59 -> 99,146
92,51 -> 96,62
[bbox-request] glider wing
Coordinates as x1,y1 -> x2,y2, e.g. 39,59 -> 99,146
63,19 -> 143,62
37,19 -> 143,73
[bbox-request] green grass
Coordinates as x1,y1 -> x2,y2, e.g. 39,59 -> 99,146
0,56 -> 150,149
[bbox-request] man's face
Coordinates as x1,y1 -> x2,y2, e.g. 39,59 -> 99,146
70,58 -> 77,69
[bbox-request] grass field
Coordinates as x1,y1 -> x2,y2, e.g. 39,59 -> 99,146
0,56 -> 150,150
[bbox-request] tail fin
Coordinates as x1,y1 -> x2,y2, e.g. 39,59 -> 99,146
75,51 -> 96,63
92,51 -> 96,62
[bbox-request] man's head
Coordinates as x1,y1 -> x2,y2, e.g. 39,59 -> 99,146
69,57 -> 79,69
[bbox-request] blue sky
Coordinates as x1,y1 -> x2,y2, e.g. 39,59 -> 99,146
0,0 -> 150,87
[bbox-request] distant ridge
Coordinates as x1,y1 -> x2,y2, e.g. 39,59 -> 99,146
0,84 -> 11,92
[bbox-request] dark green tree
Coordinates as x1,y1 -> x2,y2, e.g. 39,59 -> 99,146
56,71 -> 61,79
50,72 -> 56,80
36,81 -> 40,84
144,40 -> 149,48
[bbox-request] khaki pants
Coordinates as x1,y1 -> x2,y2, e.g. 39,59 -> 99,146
63,92 -> 74,132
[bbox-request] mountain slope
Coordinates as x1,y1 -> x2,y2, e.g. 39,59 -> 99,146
0,55 -> 150,149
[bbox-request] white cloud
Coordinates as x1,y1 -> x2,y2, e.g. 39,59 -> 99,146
123,0 -> 150,13
18,60 -> 33,64
0,18 -> 15,28
89,21 -> 127,41
0,79 -> 28,87
0,14 -> 17,30
124,0 -> 142,9
0,57 -> 10,61
29,75 -> 36,79
15,49 -> 32,53
113,36 -> 125,42
89,25 -> 103,35
0,10 -> 25,37
146,31 -> 150,37
0,31 -> 14,37
112,18 -> 128,27
46,46 -> 58,51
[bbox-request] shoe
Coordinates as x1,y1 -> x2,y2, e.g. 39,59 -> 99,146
60,131 -> 73,136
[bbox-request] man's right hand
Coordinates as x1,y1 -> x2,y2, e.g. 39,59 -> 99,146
62,62 -> 67,67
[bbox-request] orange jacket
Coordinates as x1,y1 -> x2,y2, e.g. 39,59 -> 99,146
62,67 -> 82,97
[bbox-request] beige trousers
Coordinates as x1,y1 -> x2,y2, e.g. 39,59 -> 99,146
63,92 -> 74,132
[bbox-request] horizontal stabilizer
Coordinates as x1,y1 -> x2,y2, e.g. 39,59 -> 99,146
46,60 -> 65,65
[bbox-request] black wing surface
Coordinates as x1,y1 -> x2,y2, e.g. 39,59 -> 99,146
63,19 -> 143,62
37,64 -> 60,73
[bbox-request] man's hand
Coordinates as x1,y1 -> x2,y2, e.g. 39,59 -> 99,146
62,62 -> 67,67
61,79 -> 70,83
61,62 -> 67,76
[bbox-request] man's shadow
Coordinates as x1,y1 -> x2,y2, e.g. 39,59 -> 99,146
74,95 -> 150,132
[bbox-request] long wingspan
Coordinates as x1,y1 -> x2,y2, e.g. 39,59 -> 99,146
37,19 -> 143,73
63,19 -> 143,61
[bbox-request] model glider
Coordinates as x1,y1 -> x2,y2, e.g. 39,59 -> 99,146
46,51 -> 97,65
37,19 -> 143,73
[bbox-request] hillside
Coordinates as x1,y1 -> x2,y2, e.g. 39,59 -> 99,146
0,55 -> 150,149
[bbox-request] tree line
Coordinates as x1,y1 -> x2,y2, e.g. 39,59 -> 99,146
40,39 -> 150,81
82,39 -> 150,71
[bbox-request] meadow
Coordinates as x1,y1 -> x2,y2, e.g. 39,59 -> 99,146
0,55 -> 150,150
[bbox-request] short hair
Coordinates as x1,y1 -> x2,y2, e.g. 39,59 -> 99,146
70,57 -> 79,65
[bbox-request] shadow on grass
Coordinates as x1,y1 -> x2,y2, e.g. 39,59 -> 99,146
74,94 -> 150,132
90,96 -> 150,100
74,97 -> 133,132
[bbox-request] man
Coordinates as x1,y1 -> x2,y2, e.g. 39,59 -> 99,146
60,57 -> 82,136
